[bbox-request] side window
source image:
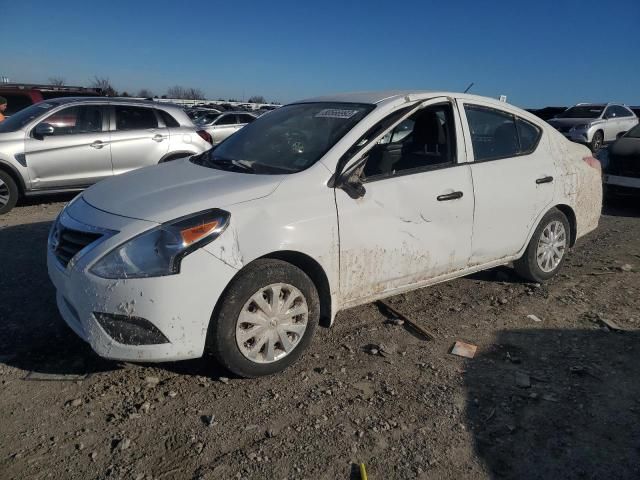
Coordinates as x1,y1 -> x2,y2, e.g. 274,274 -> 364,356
216,114 -> 238,126
516,118 -> 542,154
604,107 -> 616,119
239,114 -> 255,124
465,106 -> 519,161
614,106 -> 632,118
43,105 -> 104,135
362,103 -> 456,179
115,106 -> 158,130
158,110 -> 180,128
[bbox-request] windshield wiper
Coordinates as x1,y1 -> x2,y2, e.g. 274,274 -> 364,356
209,156 -> 256,173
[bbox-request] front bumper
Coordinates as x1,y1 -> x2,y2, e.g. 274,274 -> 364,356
562,130 -> 591,143
47,198 -> 238,362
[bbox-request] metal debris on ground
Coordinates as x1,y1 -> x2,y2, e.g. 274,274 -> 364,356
527,314 -> 543,323
450,341 -> 477,359
24,372 -> 89,381
596,316 -> 626,332
377,300 -> 435,341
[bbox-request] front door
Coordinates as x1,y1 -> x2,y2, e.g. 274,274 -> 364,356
24,104 -> 111,189
109,105 -> 169,175
211,114 -> 241,144
459,100 -> 557,263
335,99 -> 474,306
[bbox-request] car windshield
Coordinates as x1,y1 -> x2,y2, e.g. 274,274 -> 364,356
191,102 -> 374,174
626,124 -> 640,138
0,101 -> 60,132
557,106 -> 604,119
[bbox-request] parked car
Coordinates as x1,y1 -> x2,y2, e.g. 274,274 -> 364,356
47,91 -> 602,377
603,123 -> 640,197
547,103 -> 638,152
525,106 -> 567,121
198,111 -> 257,144
0,98 -> 212,214
0,83 -> 102,117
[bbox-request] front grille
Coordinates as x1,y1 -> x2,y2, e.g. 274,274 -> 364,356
555,125 -> 572,133
607,154 -> 640,178
53,226 -> 103,268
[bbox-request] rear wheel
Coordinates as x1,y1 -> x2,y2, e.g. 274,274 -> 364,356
0,171 -> 19,215
207,259 -> 319,377
514,208 -> 570,283
590,130 -> 604,152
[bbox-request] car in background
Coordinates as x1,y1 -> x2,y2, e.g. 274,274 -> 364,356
197,111 -> 256,144
46,90 -> 602,377
603,123 -> 640,197
526,106 -> 567,121
0,98 -> 212,214
630,106 -> 640,118
547,103 -> 638,152
0,83 -> 103,117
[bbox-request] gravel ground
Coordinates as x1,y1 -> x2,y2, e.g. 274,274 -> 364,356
1,195 -> 639,480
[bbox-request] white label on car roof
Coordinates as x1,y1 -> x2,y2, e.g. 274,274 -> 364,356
315,109 -> 359,119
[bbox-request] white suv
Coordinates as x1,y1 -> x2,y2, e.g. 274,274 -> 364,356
548,103 -> 638,151
0,98 -> 212,214
47,91 -> 602,377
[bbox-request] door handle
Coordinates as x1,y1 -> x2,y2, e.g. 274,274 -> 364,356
90,140 -> 106,149
437,191 -> 463,201
536,176 -> 554,184
152,134 -> 165,142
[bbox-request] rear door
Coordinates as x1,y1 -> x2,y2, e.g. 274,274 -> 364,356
109,105 -> 169,175
459,100 -> 556,264
24,104 -> 111,189
210,114 -> 240,144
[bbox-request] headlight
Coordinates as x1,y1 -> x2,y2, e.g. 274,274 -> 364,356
572,124 -> 590,130
91,209 -> 230,279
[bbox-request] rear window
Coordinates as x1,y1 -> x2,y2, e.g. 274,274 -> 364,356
1,93 -> 35,116
158,110 -> 180,128
115,106 -> 158,130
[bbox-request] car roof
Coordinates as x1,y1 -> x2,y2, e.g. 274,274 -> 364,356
39,97 -> 183,109
295,90 -> 529,111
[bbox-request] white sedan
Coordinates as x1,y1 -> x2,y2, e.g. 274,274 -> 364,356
47,91 -> 602,377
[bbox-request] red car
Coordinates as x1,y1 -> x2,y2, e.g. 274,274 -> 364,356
0,84 -> 102,116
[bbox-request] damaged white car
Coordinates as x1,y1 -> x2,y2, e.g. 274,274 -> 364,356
47,91 -> 602,377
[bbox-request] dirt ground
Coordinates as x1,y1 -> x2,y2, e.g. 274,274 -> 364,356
1,194 -> 639,480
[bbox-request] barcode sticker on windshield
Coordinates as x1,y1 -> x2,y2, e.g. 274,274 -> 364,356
315,109 -> 359,119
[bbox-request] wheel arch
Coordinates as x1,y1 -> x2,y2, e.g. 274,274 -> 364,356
158,151 -> 197,163
0,160 -> 26,194
258,251 -> 333,328
554,204 -> 577,247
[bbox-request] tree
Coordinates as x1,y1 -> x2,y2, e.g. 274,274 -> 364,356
138,88 -> 154,98
121,91 -> 130,97
48,76 -> 66,86
90,76 -> 117,96
248,95 -> 266,104
167,85 -> 205,100
185,87 -> 205,100
167,85 -> 186,99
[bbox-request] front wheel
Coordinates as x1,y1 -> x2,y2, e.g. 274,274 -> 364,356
514,208 -> 570,283
590,130 -> 604,152
0,171 -> 19,215
206,259 -> 319,377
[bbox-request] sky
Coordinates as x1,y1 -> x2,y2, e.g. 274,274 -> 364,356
1,0 -> 639,108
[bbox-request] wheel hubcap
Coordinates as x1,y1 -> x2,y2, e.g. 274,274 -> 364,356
536,220 -> 567,273
0,179 -> 9,207
235,283 -> 308,364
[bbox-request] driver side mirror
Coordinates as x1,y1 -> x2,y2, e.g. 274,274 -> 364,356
34,123 -> 55,139
338,167 -> 366,200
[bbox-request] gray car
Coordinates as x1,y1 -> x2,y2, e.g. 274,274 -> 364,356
0,98 -> 212,214
547,103 -> 638,151
197,111 -> 257,144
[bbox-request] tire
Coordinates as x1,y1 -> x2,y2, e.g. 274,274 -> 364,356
589,130 -> 604,152
514,208 -> 570,283
206,258 -> 320,378
0,170 -> 19,215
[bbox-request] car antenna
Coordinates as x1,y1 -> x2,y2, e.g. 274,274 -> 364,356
463,82 -> 474,94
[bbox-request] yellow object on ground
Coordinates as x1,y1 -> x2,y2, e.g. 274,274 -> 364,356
360,463 -> 368,480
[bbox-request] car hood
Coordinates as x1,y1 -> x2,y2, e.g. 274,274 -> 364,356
82,158 -> 285,223
548,118 -> 601,127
